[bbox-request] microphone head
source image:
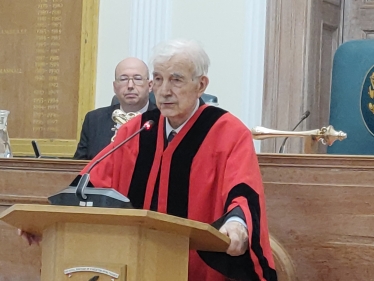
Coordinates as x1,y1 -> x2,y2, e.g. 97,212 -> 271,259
303,110 -> 310,118
143,120 -> 155,130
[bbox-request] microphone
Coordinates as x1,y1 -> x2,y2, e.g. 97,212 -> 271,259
48,120 -> 155,208
31,140 -> 41,158
278,110 -> 310,153
31,140 -> 59,159
76,120 -> 155,199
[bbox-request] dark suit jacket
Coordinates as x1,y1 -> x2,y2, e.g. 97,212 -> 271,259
74,102 -> 157,160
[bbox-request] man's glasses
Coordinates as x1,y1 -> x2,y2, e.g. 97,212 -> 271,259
116,75 -> 147,86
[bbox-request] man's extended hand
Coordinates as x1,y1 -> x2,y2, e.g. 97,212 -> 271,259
219,221 -> 248,256
17,229 -> 42,246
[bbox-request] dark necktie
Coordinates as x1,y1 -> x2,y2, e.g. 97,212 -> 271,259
167,130 -> 176,143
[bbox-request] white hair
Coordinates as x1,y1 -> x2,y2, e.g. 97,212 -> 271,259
150,39 -> 210,77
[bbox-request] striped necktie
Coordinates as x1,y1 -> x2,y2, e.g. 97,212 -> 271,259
167,130 -> 177,143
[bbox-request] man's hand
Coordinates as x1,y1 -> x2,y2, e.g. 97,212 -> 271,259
219,221 -> 248,256
17,229 -> 42,246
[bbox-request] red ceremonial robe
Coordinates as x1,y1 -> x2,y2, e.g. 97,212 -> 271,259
80,105 -> 277,281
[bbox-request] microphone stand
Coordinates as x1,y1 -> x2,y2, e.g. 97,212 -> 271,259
278,111 -> 310,153
76,120 -> 155,200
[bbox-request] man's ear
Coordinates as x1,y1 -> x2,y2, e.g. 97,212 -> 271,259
197,76 -> 209,97
148,80 -> 153,92
113,81 -> 118,93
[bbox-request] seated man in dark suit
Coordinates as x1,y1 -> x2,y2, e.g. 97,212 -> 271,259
74,57 -> 156,160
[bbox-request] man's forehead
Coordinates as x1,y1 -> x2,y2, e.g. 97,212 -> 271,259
117,65 -> 145,74
153,58 -> 194,75
115,60 -> 148,77
153,69 -> 185,77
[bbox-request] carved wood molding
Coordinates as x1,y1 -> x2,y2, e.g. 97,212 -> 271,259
323,0 -> 342,6
0,158 -> 86,171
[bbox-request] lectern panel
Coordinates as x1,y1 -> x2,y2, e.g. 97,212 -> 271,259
40,221 -> 189,280
0,206 -> 41,281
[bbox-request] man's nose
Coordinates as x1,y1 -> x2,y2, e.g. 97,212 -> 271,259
127,78 -> 135,89
155,89 -> 170,101
158,81 -> 171,96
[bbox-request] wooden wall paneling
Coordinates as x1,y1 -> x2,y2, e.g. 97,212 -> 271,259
305,0 -> 342,153
263,0 -> 343,153
361,0 -> 374,39
0,0 -> 99,157
0,158 -> 84,205
76,0 -> 99,139
263,0 -> 311,153
323,0 -> 342,7
3,155 -> 374,280
0,158 -> 86,281
343,0 -> 374,41
259,153 -> 374,280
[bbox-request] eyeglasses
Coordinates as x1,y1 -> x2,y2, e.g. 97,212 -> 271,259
116,75 -> 148,86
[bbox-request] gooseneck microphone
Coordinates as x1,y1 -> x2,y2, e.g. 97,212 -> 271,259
278,110 -> 310,153
31,140 -> 41,158
76,120 -> 155,200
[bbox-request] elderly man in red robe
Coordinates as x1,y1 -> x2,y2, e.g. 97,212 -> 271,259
22,39 -> 277,281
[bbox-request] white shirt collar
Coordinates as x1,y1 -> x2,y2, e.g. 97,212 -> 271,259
165,99 -> 199,137
120,100 -> 149,114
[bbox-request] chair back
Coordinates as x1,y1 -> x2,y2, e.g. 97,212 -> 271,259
328,39 -> 374,154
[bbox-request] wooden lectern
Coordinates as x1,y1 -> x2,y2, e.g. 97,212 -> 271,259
0,204 -> 230,281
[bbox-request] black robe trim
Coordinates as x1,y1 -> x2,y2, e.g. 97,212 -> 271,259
127,109 -> 160,209
167,106 -> 227,218
198,183 -> 278,281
